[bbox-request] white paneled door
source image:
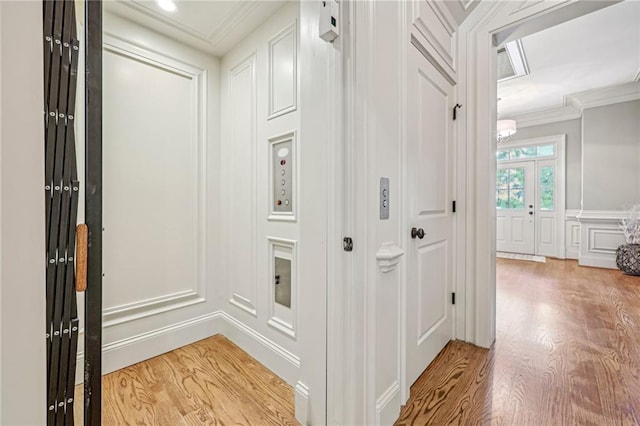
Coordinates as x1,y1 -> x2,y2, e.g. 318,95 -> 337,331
405,45 -> 455,387
496,161 -> 535,254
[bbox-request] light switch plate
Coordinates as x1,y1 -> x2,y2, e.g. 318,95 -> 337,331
380,177 -> 389,220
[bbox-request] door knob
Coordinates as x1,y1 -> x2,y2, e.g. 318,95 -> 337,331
529,205 -> 533,208
529,211 -> 534,215
411,227 -> 425,239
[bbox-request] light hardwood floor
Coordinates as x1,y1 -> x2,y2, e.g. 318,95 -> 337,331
74,334 -> 296,425
396,258 -> 640,425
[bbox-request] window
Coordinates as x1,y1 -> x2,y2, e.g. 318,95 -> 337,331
496,168 -> 525,209
540,166 -> 554,210
497,144 -> 554,161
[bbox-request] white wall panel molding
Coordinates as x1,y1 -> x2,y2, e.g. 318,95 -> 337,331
576,210 -> 629,222
102,33 -> 210,329
577,210 -> 626,269
225,52 -> 259,318
103,290 -> 205,328
229,293 -> 258,317
459,0 -> 475,11
376,381 -> 401,426
267,237 -> 297,339
566,81 -> 640,113
375,242 -> 405,273
504,105 -> 581,128
411,0 -> 458,82
103,34 -> 207,80
268,21 -> 298,120
295,381 -> 310,426
565,209 -> 580,260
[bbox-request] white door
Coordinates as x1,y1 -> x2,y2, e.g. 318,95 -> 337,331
496,161 -> 535,254
405,45 -> 455,387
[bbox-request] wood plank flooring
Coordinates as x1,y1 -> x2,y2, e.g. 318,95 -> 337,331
74,334 -> 296,425
396,258 -> 640,426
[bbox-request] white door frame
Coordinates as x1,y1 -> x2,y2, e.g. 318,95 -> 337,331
457,0 -> 618,348
497,135 -> 567,258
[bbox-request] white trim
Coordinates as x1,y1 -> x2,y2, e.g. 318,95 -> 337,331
267,21 -> 298,120
228,293 -> 258,317
375,381 -> 401,425
267,236 -> 298,339
460,0 -> 475,11
102,290 -> 205,327
576,210 -> 629,222
75,310 -> 301,387
375,242 -> 404,273
565,81 -> 640,113
458,0 -> 610,348
295,381 -> 310,426
565,209 -> 581,260
504,105 -> 581,128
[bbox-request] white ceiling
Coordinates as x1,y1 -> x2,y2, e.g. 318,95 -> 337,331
498,0 -> 640,118
105,0 -> 288,56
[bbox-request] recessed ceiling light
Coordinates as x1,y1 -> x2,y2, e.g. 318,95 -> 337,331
157,0 -> 177,12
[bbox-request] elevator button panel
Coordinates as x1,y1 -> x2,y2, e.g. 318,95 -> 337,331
272,139 -> 293,215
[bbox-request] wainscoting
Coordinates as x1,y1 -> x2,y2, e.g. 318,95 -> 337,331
576,210 -> 627,269
565,210 -> 626,269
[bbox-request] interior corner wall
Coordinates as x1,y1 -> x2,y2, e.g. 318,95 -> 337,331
509,119 -> 582,210
0,1 -> 47,424
218,1 -> 302,383
582,100 -> 640,210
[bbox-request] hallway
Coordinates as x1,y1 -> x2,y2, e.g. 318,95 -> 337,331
396,258 -> 640,425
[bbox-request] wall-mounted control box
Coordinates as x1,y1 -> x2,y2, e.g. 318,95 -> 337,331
319,0 -> 339,42
380,177 -> 389,220
270,134 -> 294,219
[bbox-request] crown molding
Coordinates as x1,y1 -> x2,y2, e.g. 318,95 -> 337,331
504,80 -> 640,127
504,105 -> 581,128
565,81 -> 640,113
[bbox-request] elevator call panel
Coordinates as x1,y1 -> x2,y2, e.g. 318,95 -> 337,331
273,140 -> 293,214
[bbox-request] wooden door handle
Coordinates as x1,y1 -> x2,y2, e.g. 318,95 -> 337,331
76,224 -> 88,292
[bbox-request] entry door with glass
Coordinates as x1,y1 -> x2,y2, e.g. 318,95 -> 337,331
496,161 -> 535,254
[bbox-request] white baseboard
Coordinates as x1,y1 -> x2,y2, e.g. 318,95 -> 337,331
376,381 -> 401,426
578,255 -> 618,270
295,381 -> 310,425
75,310 -> 300,388
218,311 -> 300,385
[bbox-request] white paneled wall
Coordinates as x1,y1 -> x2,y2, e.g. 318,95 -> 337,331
77,12 -> 222,381
577,211 -> 627,269
82,4 -> 332,422
565,210 -> 581,260
220,2 -> 301,383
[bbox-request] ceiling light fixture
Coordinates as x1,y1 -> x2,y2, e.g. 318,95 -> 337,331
157,0 -> 177,12
497,119 -> 517,142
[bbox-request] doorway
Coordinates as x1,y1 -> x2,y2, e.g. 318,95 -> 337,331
496,137 -> 566,257
76,1 -> 338,424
